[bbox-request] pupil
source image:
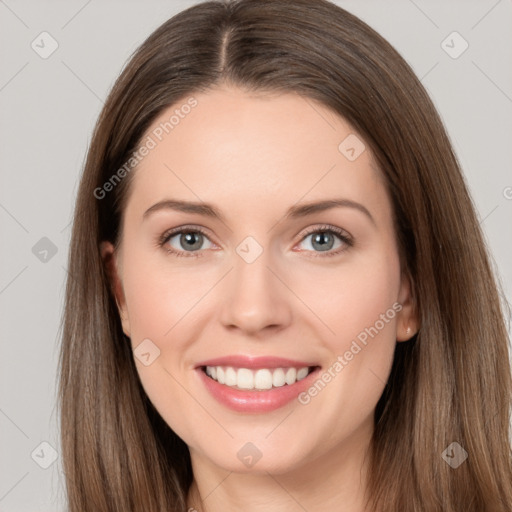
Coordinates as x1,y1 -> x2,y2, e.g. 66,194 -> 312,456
182,232 -> 202,250
313,232 -> 333,251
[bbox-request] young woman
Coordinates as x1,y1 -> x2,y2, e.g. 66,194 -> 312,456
58,0 -> 512,510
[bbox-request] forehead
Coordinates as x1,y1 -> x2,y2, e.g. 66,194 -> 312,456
126,86 -> 387,220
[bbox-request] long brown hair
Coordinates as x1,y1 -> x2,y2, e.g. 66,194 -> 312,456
58,0 -> 512,510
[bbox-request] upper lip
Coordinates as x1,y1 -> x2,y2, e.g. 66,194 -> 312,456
195,355 -> 319,370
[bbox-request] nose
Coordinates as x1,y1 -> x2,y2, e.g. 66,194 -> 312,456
218,246 -> 293,336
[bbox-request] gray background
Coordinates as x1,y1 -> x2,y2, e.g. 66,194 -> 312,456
1,0 -> 511,510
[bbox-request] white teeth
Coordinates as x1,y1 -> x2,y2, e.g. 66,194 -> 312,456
285,368 -> 297,385
254,369 -> 273,390
237,368 -> 254,389
225,367 -> 237,386
272,368 -> 286,387
204,365 -> 312,390
297,367 -> 309,381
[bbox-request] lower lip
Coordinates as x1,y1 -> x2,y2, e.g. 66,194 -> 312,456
196,367 -> 320,413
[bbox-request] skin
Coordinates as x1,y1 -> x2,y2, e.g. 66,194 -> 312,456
102,85 -> 418,512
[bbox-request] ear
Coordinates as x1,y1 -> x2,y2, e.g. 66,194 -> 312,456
100,241 -> 131,338
395,271 -> 419,342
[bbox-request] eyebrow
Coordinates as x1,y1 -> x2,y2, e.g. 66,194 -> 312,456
143,198 -> 375,226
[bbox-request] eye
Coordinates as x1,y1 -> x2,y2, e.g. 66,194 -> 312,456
159,226 -> 215,257
295,224 -> 353,257
158,224 -> 353,258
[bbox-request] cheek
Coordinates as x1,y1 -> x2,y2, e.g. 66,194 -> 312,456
296,245 -> 402,417
344,256 -> 400,334
120,250 -> 212,442
315,248 -> 401,411
122,248 -> 214,340
292,247 -> 401,349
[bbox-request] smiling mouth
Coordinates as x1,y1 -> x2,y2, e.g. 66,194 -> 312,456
201,365 -> 319,391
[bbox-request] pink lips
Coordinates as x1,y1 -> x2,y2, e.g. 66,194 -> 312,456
195,355 -> 320,413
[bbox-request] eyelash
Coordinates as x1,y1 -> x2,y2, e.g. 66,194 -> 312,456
157,224 -> 354,259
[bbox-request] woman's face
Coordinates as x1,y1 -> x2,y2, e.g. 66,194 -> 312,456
103,85 -> 415,475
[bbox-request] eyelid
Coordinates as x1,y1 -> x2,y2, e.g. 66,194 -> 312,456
296,224 -> 352,242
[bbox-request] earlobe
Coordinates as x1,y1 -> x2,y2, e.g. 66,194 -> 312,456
100,241 -> 131,337
396,271 -> 419,342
